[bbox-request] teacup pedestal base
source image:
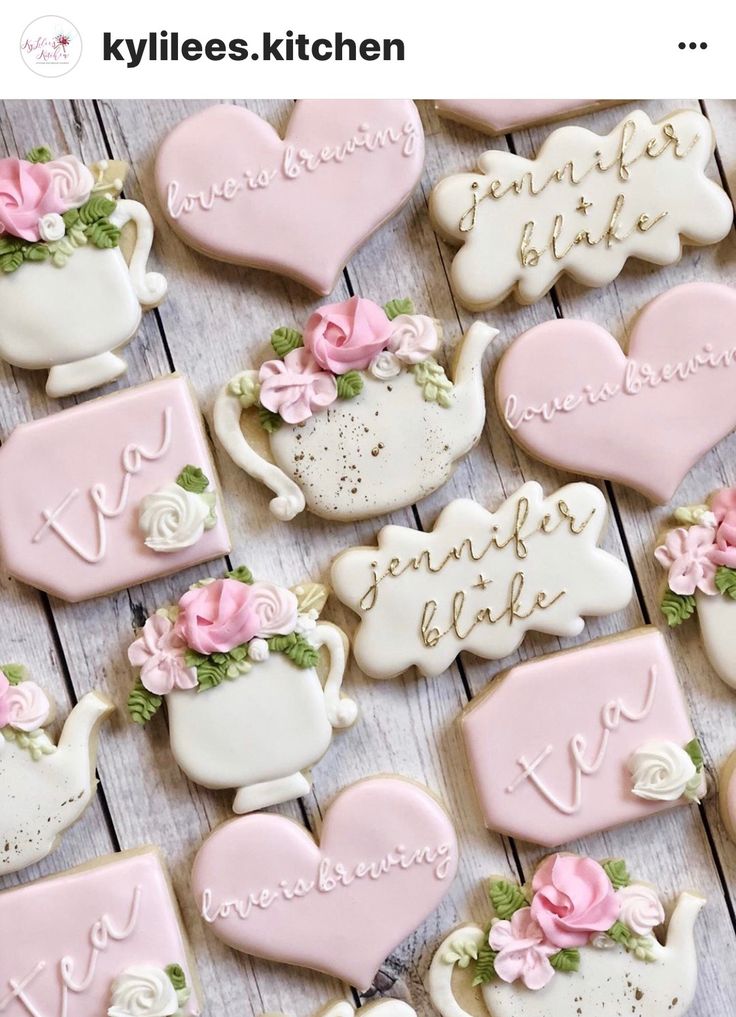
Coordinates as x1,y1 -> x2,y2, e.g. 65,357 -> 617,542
46,351 -> 128,399
233,771 -> 312,814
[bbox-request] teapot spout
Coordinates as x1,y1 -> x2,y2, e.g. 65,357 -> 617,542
663,891 -> 706,955
58,690 -> 114,761
448,322 -> 498,457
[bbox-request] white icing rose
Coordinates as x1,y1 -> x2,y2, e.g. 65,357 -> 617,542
4,681 -> 51,732
629,740 -> 698,802
248,638 -> 270,662
387,314 -> 439,364
46,154 -> 95,209
38,212 -> 65,242
108,966 -> 179,1017
590,931 -> 616,950
369,350 -> 402,380
294,610 -> 318,634
616,883 -> 665,936
249,581 -> 298,637
140,484 -> 212,553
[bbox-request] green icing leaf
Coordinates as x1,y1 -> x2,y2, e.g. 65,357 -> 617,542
78,195 -> 117,224
176,465 -> 209,494
26,146 -> 53,164
258,405 -> 282,433
1,664 -> 27,686
384,297 -> 414,320
471,938 -> 498,987
0,250 -> 24,273
608,920 -> 635,948
602,858 -> 631,890
715,566 -> 736,600
0,236 -> 23,255
660,589 -> 696,627
412,358 -> 454,407
195,657 -> 229,692
184,649 -> 208,668
62,207 -> 80,228
165,965 -> 187,991
685,738 -> 704,771
336,370 -> 363,399
127,680 -> 162,725
226,565 -> 254,584
271,326 -> 303,357
86,219 -> 121,249
488,879 -> 527,920
25,244 -> 50,262
549,948 -> 580,973
267,632 -> 319,669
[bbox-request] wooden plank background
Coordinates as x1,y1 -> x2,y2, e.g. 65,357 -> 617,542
1,99 -> 735,1017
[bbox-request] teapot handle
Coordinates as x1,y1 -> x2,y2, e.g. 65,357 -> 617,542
109,198 -> 168,308
427,925 -> 486,1017
311,622 -> 357,729
213,377 -> 306,521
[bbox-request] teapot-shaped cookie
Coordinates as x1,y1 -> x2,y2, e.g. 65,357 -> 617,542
127,567 -> 357,813
428,853 -> 705,1017
214,295 -> 496,522
0,149 -> 166,398
0,665 -> 113,874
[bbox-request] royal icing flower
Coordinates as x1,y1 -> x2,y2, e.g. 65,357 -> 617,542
488,907 -> 556,990
710,488 -> 736,568
248,581 -> 299,638
175,578 -> 259,655
629,740 -> 701,803
530,854 -> 620,948
38,212 -> 65,242
107,966 -> 180,1017
2,680 -> 51,732
303,296 -> 393,374
0,157 -> 66,242
369,350 -> 402,380
128,615 -> 197,696
387,313 -> 439,364
654,524 -> 719,596
248,638 -> 270,662
139,483 -> 212,553
46,154 -> 94,209
259,347 -> 337,424
616,883 -> 665,936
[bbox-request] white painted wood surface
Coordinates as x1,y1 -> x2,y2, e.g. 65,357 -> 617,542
1,99 -> 735,1016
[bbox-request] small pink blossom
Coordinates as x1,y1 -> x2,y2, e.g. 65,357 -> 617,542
654,525 -> 719,596
488,907 -> 556,990
387,314 -> 439,364
530,854 -> 620,949
259,347 -> 337,424
128,615 -> 198,695
303,296 -> 393,374
175,579 -> 259,655
3,681 -> 50,731
710,489 -> 736,568
248,581 -> 298,638
0,157 -> 67,242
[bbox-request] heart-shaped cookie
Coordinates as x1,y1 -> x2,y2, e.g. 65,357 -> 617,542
155,101 -> 424,294
496,283 -> 736,503
191,777 -> 458,989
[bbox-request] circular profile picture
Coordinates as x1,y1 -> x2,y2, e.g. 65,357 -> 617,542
20,15 -> 82,77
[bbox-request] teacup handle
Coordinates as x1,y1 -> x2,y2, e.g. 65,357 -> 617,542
427,924 -> 486,1017
109,199 -> 168,308
311,622 -> 357,729
213,376 -> 306,522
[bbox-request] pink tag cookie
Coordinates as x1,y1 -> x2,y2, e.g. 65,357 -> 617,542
191,776 -> 458,989
433,100 -> 619,136
462,628 -> 704,846
0,375 -> 230,602
496,283 -> 736,503
0,848 -> 201,1017
155,101 -> 424,294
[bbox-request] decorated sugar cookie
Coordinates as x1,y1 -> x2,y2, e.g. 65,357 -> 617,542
496,283 -> 736,503
331,481 -> 633,679
155,101 -> 424,294
191,776 -> 458,989
127,567 -> 356,813
262,1001 -> 416,1017
0,375 -> 230,602
0,664 -> 113,874
434,100 -> 621,137
0,147 -> 166,397
214,296 -> 496,522
462,628 -> 704,846
429,109 -> 732,309
655,492 -> 736,689
718,749 -> 736,843
0,848 -> 200,1017
429,853 -> 705,1017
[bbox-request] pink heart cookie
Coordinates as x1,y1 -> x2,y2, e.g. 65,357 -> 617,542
496,283 -> 736,503
191,776 -> 458,989
155,101 -> 424,294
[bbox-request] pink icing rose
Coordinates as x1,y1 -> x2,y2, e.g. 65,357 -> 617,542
46,154 -> 94,209
488,907 -> 556,990
711,489 -> 736,568
128,614 -> 198,696
259,347 -> 337,424
0,672 -> 9,728
303,296 -> 393,374
0,158 -> 66,242
654,524 -> 719,596
3,680 -> 51,732
248,581 -> 299,638
175,578 -> 259,655
530,854 -> 620,948
387,314 -> 439,365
